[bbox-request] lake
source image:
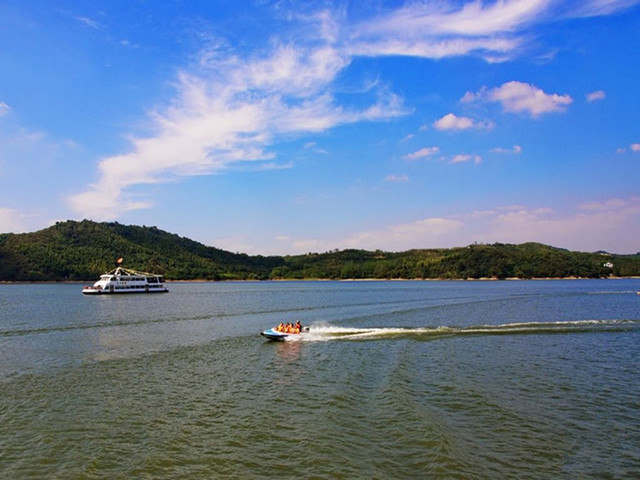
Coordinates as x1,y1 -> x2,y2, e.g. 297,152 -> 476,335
1,279 -> 639,478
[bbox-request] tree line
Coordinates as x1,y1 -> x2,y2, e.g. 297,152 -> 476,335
1,220 -> 638,281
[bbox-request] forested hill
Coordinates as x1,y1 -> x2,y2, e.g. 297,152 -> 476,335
1,220 -> 639,281
0,220 -> 283,281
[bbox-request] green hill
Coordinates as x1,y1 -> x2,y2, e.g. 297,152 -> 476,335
1,220 -> 638,281
0,220 -> 283,281
273,243 -> 640,280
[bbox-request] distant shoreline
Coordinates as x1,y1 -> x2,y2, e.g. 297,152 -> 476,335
2,276 -> 638,285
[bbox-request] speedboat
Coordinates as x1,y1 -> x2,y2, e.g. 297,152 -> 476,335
261,326 -> 309,341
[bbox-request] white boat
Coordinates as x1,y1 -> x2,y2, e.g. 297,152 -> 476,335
82,266 -> 168,295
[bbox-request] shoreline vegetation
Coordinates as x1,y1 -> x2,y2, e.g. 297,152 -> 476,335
3,276 -> 639,285
1,220 -> 639,282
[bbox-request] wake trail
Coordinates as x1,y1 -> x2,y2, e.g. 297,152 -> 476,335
290,319 -> 640,342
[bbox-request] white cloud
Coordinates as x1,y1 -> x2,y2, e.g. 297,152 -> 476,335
207,235 -> 256,255
434,113 -> 474,130
403,146 -> 440,160
586,90 -> 606,102
491,145 -> 522,154
481,198 -> 640,252
74,16 -> 100,29
303,141 -> 329,155
433,113 -> 493,131
384,173 -> 409,183
348,37 -> 521,62
339,197 -> 640,253
65,3 -> 632,223
221,196 -> 640,255
462,81 -> 573,117
341,217 -> 464,251
0,102 -> 10,116
354,1 -> 550,37
344,0 -> 640,63
348,0 -> 552,61
569,0 -> 640,17
618,143 -> 640,154
68,40 -> 410,220
579,198 -> 628,211
0,207 -> 30,233
450,154 -> 482,164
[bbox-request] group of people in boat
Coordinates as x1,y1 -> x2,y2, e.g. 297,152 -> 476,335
275,320 -> 303,334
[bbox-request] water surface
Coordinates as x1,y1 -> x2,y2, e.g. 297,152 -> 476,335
1,280 -> 639,478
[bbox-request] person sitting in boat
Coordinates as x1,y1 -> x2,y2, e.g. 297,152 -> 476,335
277,323 -> 284,332
294,320 -> 302,334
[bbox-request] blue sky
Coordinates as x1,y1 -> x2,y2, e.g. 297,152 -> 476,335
1,0 -> 639,255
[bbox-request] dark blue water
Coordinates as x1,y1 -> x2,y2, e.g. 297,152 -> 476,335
1,280 -> 639,478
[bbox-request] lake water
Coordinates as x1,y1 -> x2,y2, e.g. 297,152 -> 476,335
1,279 -> 639,479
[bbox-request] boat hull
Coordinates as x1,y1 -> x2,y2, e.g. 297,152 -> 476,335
260,326 -> 309,341
82,287 -> 168,295
260,328 -> 289,341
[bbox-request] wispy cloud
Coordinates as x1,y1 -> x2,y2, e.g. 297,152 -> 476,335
586,90 -> 606,102
434,113 -> 493,131
579,198 -> 629,211
341,217 -> 464,251
483,197 -> 640,252
491,145 -> 522,154
384,173 -> 409,183
0,102 -> 10,116
66,2 -> 629,221
0,207 -> 30,233
277,196 -> 640,254
403,146 -> 440,161
347,36 -> 521,62
616,143 -> 640,154
303,141 -> 329,155
462,81 -> 573,117
67,38 -> 409,219
74,16 -> 100,29
450,154 -> 482,164
343,0 -> 640,63
568,0 -> 640,17
354,1 -> 550,37
214,195 -> 640,255
347,0 -> 553,61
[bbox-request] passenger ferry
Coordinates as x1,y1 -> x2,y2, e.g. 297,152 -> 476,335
82,265 -> 168,295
